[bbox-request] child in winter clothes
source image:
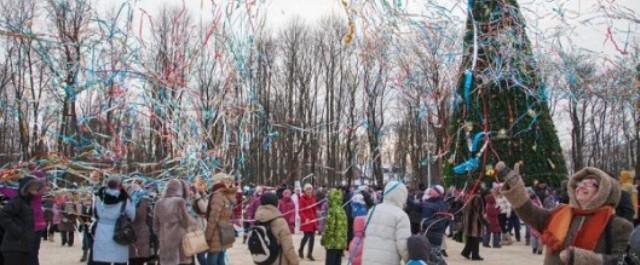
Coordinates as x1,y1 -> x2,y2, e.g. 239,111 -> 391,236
407,235 -> 431,265
321,189 -> 348,265
351,193 -> 368,217
278,189 -> 296,233
483,193 -> 502,248
348,216 -> 366,265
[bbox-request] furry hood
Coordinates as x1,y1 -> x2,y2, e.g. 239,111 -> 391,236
568,167 -> 620,210
164,179 -> 186,199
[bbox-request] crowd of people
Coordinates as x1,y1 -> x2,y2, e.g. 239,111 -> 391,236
1,162 -> 640,265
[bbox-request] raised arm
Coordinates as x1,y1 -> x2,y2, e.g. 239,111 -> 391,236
496,162 -> 551,232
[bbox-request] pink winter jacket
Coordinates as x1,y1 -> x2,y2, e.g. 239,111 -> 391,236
278,196 -> 296,233
348,216 -> 367,265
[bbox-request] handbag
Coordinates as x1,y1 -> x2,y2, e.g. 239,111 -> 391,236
218,222 -> 236,246
182,229 -> 209,257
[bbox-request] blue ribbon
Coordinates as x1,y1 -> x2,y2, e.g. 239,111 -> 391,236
463,70 -> 473,110
453,157 -> 479,174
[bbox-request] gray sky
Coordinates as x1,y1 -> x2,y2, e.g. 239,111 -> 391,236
106,0 -> 640,57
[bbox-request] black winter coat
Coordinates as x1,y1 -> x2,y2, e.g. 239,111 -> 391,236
0,195 -> 35,253
617,190 -> 635,224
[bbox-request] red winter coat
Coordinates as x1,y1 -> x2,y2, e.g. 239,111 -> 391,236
299,194 -> 317,232
484,194 -> 501,233
278,196 -> 296,233
348,216 -> 366,265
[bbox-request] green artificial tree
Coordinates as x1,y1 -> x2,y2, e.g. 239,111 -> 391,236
443,0 -> 567,187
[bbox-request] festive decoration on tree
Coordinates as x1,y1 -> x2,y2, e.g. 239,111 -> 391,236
444,0 -> 567,187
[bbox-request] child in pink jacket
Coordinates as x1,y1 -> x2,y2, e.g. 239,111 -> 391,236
278,189 -> 296,233
348,216 -> 367,265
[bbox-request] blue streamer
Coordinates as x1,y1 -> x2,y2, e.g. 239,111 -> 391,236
463,70 -> 473,110
453,157 -> 479,174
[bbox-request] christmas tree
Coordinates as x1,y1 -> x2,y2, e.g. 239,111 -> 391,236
444,0 -> 567,187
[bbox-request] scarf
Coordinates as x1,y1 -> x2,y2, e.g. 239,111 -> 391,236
540,204 -> 614,253
97,187 -> 127,205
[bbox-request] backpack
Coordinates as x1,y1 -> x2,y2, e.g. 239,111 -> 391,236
113,200 -> 136,245
248,218 -> 282,265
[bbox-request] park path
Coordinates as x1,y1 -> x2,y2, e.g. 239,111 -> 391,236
41,233 -> 544,265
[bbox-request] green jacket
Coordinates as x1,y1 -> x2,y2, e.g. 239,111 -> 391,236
321,189 -> 348,250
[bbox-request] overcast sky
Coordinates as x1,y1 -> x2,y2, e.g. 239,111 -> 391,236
97,0 -> 640,58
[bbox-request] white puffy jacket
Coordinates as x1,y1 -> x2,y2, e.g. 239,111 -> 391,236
362,181 -> 411,265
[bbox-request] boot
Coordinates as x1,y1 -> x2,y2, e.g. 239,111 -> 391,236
441,249 -> 448,257
307,255 -> 315,261
298,249 -> 304,259
80,250 -> 88,262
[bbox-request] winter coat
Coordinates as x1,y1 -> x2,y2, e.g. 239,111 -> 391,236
421,196 -> 449,246
351,202 -> 368,218
322,189 -> 348,250
362,181 -> 411,265
205,185 -> 237,252
192,191 -> 209,230
299,194 -> 318,232
617,191 -> 635,224
463,194 -> 484,237
58,201 -> 78,232
348,216 -> 366,265
254,205 -> 300,265
232,192 -> 243,225
484,194 -> 501,233
501,165 -> 633,265
318,199 -> 329,234
129,197 -> 153,259
43,197 -> 54,222
31,194 -> 45,232
0,177 -> 39,253
154,179 -> 196,265
52,203 -> 61,225
278,196 -> 296,233
406,195 -> 423,228
92,188 -> 136,263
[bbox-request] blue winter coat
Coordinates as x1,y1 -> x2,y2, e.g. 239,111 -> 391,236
92,190 -> 136,263
351,202 -> 368,217
421,197 -> 449,246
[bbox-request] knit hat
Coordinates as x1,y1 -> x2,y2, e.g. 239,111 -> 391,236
260,192 -> 278,207
433,185 -> 444,196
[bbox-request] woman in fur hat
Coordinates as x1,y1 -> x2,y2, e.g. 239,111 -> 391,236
497,162 -> 633,265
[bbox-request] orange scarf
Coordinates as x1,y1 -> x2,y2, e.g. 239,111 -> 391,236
540,205 -> 614,254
